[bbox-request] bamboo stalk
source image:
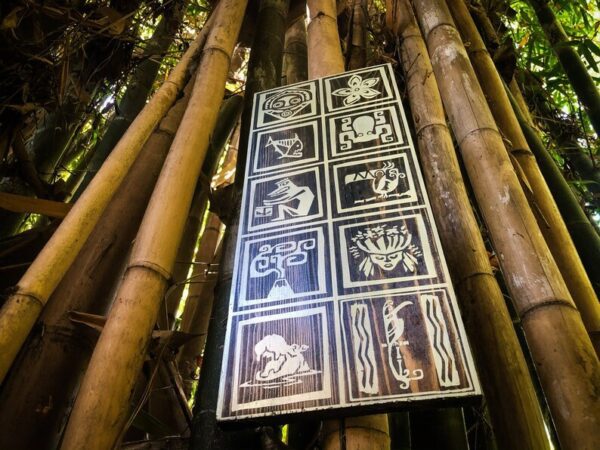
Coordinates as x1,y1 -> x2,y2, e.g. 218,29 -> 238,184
59,1 -> 248,448
176,213 -> 222,398
505,85 -> 600,298
306,0 -> 345,78
0,18 -> 212,384
0,69 -> 198,450
386,0 -> 550,447
445,0 -> 600,350
283,16 -> 309,85
527,0 -> 600,136
347,0 -> 367,69
322,415 -> 391,450
412,1 -> 600,448
160,95 -> 243,329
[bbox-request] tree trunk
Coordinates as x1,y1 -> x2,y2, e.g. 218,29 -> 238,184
527,0 -> 600,137
283,16 -> 308,85
190,1 -> 290,449
0,17 -> 210,385
386,0 -> 550,447
0,58 -> 199,450
74,7 -> 184,199
445,0 -> 600,351
412,1 -> 600,449
59,0 -> 248,447
176,212 -> 222,398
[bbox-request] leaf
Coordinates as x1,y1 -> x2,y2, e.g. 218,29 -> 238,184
580,43 -> 599,72
0,6 -> 24,30
518,33 -> 531,49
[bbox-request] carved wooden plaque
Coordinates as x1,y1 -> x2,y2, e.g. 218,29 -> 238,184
217,64 -> 480,421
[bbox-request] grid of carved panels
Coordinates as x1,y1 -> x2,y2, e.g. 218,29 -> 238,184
218,64 -> 480,420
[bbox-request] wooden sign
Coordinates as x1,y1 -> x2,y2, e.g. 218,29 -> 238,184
217,64 -> 480,421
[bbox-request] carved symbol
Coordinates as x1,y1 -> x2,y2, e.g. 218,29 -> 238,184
266,133 -> 304,159
382,300 -> 424,389
339,111 -> 393,150
420,294 -> 460,387
249,238 -> 316,300
254,178 -> 315,222
344,161 -> 408,204
350,304 -> 379,394
332,74 -> 381,106
264,88 -> 311,120
349,224 -> 422,278
241,334 -> 320,389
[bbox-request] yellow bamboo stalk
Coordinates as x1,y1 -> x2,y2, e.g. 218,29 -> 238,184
322,415 -> 391,450
387,0 -> 550,447
59,0 -> 248,448
446,0 -> 600,351
0,16 -> 214,384
306,0 -> 345,78
412,1 -> 600,448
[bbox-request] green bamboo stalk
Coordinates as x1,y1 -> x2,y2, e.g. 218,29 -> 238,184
527,0 -> 600,137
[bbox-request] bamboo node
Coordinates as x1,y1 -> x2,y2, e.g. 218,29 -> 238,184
12,290 -> 45,309
202,46 -> 232,63
520,298 -> 578,320
127,260 -> 172,280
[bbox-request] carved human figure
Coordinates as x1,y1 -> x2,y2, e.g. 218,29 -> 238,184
254,334 -> 311,381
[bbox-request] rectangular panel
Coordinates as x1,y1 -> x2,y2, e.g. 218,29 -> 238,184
218,64 -> 480,421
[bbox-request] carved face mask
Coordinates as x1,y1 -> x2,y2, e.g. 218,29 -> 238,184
264,88 -> 311,120
370,251 -> 403,271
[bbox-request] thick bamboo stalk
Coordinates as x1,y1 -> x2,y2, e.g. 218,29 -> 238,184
0,69 -> 196,450
0,19 -> 212,384
527,0 -> 600,136
322,415 -> 391,450
59,2 -> 247,448
445,0 -> 600,350
506,85 -> 600,296
161,95 -> 243,329
176,213 -> 222,398
412,1 -> 600,448
386,0 -> 550,447
283,16 -> 308,85
190,1 -> 289,448
347,0 -> 367,69
306,0 -> 345,78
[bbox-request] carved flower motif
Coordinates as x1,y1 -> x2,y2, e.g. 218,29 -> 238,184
332,74 -> 381,106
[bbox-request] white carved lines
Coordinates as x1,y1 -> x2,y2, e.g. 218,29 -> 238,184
253,120 -> 320,174
333,154 -> 418,214
350,304 -> 379,394
332,74 -> 381,106
238,227 -> 328,307
247,166 -> 324,232
339,215 -> 437,290
329,106 -> 404,157
419,294 -> 460,387
231,306 -> 332,412
257,82 -> 318,127
382,300 -> 424,389
324,65 -> 395,112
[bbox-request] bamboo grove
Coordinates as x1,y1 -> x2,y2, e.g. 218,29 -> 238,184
0,0 -> 598,449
